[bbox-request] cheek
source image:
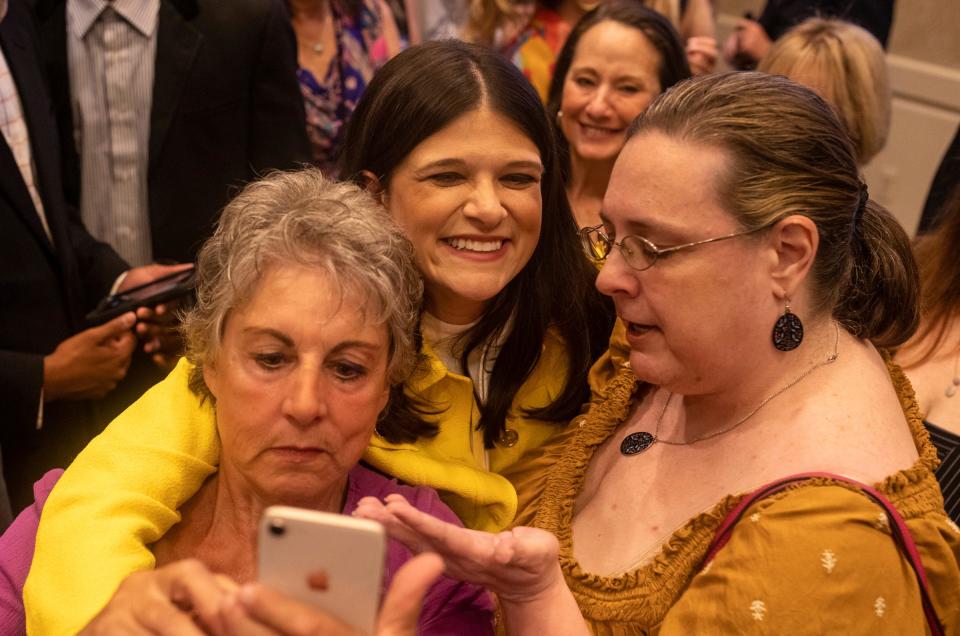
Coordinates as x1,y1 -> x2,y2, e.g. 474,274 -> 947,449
616,94 -> 654,126
510,193 -> 543,251
391,188 -> 460,245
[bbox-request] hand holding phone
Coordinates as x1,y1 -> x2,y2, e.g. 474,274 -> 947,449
86,264 -> 196,326
258,506 -> 386,634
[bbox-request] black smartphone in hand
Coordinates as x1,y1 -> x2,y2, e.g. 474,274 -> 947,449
86,266 -> 196,325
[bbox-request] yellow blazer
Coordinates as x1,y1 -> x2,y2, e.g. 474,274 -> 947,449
25,331 -> 571,634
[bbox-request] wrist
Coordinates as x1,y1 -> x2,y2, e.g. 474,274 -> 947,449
498,570 -> 587,636
41,354 -> 58,401
498,570 -> 565,608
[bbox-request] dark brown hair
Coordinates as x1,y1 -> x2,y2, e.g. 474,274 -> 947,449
340,41 -> 614,446
629,72 -> 919,347
546,1 -> 691,182
901,185 -> 960,365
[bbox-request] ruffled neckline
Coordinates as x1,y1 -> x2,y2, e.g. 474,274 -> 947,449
531,354 -> 943,622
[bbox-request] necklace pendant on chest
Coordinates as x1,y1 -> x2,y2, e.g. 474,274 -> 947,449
620,431 -> 656,455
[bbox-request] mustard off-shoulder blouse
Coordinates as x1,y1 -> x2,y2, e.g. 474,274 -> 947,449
505,361 -> 960,635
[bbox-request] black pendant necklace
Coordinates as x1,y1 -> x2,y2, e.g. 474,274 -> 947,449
619,393 -> 673,456
619,325 -> 841,457
620,431 -> 656,455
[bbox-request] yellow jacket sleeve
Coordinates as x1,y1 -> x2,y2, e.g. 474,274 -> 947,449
24,359 -> 219,635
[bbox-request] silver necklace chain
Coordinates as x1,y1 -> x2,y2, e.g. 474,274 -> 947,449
647,325 -> 840,448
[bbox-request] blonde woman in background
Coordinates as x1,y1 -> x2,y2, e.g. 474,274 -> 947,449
758,17 -> 890,166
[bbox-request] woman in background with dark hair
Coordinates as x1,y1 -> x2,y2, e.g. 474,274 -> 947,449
898,185 -> 960,523
25,40 -> 615,631
465,0 -> 710,102
546,1 -> 690,228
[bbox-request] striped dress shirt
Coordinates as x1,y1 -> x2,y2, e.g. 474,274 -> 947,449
67,0 -> 159,266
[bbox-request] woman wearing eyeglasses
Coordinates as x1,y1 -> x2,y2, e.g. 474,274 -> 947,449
358,72 -> 960,634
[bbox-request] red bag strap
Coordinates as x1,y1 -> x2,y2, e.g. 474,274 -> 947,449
698,471 -> 944,636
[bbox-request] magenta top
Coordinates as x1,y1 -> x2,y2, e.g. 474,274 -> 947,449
0,466 -> 493,634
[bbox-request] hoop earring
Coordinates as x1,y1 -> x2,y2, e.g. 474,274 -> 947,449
772,301 -> 804,351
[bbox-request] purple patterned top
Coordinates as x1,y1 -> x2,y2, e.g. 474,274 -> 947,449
299,0 -> 396,175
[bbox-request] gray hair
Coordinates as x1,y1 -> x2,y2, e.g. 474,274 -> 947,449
182,169 -> 423,399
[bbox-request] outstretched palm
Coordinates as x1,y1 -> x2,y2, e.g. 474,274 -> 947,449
354,494 -> 561,604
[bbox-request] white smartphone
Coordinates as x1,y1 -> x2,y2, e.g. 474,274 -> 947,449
258,506 -> 386,634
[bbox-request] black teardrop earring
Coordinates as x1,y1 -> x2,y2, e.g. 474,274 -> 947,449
772,301 -> 803,351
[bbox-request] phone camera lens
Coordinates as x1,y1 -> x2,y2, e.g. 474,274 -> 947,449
268,519 -> 285,537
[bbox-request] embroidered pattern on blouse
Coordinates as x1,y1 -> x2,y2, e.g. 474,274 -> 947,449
874,596 -> 886,617
874,512 -> 889,530
750,600 -> 767,621
820,549 -> 837,573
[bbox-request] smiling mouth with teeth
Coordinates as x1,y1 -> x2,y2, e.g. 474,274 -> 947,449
445,238 -> 504,252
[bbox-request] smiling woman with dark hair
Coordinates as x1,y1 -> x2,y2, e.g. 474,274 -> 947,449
545,1 -> 690,228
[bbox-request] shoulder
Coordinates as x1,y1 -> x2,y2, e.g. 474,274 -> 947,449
662,482 -> 958,633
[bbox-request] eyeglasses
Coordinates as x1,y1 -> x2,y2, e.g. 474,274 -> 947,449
579,223 -> 767,271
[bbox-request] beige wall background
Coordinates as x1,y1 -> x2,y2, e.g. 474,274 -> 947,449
713,0 -> 960,234
714,0 -> 960,70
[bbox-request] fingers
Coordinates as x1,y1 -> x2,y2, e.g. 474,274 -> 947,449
150,351 -> 179,370
113,330 -> 138,358
353,498 -> 425,552
90,311 -> 137,342
161,559 -> 233,634
229,583 -> 363,636
376,553 -> 444,636
134,602 -> 208,636
501,526 -> 559,569
383,496 -> 493,565
219,595 -> 277,636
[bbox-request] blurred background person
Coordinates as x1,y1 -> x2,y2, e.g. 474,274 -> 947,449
898,184 -> 960,523
758,17 -> 890,167
0,171 -> 493,635
32,0 -> 312,420
723,0 -> 895,69
546,1 -> 690,227
33,0 -> 311,266
0,0 -> 187,513
464,0 -> 713,101
408,0 -> 470,41
917,126 -> 960,234
288,0 -> 404,174
25,41 -> 615,632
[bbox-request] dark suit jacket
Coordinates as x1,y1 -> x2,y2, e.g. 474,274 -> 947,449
0,0 -> 127,510
34,0 -> 312,263
759,0 -> 896,48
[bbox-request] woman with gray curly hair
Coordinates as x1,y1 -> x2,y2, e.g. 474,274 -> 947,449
0,169 -> 492,635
